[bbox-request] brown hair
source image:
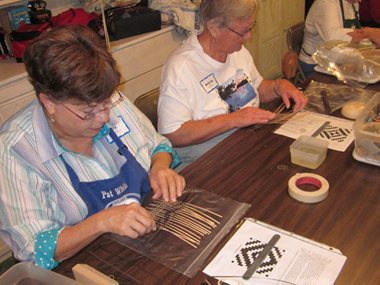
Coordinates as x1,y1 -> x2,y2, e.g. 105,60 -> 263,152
23,25 -> 121,104
199,0 -> 257,29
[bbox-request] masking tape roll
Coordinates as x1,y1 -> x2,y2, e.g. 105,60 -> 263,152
288,173 -> 329,203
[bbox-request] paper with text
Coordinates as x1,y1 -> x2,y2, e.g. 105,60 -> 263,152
204,218 -> 346,285
274,111 -> 354,152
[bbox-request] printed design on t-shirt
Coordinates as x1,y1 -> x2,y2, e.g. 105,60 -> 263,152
217,69 -> 257,113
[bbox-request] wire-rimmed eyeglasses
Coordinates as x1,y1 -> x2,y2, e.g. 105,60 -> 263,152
227,21 -> 257,38
60,91 -> 124,121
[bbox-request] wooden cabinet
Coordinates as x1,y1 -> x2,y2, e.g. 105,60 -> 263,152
114,26 -> 186,103
244,0 -> 305,79
0,26 -> 185,125
0,0 -> 306,125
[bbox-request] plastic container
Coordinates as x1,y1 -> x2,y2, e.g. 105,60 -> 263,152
0,262 -> 80,284
353,93 -> 380,166
290,135 -> 328,169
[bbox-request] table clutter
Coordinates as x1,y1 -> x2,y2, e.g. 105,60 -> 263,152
47,73 -> 380,285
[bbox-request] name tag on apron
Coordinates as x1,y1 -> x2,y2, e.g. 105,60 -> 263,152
200,73 -> 219,94
106,116 -> 130,143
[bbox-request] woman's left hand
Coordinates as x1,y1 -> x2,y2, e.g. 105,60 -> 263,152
149,152 -> 186,202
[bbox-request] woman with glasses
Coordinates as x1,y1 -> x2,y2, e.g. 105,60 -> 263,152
157,0 -> 308,171
0,25 -> 185,269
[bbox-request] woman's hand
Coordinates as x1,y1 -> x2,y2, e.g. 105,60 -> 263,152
229,107 -> 276,128
273,79 -> 308,112
348,27 -> 380,46
150,152 -> 186,202
55,203 -> 156,261
98,203 -> 156,238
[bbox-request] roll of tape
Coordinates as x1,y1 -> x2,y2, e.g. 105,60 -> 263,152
288,173 -> 329,203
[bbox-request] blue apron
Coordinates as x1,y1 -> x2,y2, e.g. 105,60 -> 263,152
61,128 -> 151,217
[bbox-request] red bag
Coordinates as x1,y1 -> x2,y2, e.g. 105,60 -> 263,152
50,8 -> 99,27
10,22 -> 51,62
10,8 -> 99,62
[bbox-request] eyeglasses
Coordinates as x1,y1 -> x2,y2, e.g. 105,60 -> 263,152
227,21 -> 257,38
60,91 -> 124,121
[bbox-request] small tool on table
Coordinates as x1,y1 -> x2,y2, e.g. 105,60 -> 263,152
312,121 -> 330,137
242,234 -> 281,280
320,89 -> 332,114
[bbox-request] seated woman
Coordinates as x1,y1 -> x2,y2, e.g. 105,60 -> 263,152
300,0 -> 380,78
157,0 -> 308,171
0,25 -> 185,269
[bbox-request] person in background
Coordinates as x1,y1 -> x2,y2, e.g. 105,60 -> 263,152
157,0 -> 308,171
300,0 -> 380,78
0,25 -> 185,269
359,0 -> 380,27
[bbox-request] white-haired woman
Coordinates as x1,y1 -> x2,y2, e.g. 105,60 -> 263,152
158,0 -> 308,170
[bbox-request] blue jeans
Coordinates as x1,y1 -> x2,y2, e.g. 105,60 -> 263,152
299,59 -> 317,79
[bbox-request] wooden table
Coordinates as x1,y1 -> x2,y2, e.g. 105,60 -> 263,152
54,73 -> 380,284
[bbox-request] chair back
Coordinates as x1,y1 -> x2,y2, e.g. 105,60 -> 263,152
282,51 -> 299,79
287,22 -> 305,55
134,88 -> 159,130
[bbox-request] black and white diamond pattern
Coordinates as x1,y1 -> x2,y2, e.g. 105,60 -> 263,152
232,238 -> 284,276
318,125 -> 352,142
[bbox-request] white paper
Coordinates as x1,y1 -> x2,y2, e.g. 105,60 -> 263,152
204,218 -> 347,285
274,111 -> 355,152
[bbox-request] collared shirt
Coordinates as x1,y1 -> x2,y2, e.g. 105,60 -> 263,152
0,93 -> 179,269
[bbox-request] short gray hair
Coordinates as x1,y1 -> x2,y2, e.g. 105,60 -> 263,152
199,0 -> 257,29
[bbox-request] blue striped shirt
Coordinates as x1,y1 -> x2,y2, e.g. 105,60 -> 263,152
0,93 -> 180,269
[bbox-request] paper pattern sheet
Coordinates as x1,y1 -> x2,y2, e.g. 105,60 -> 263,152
274,111 -> 355,152
204,219 -> 346,285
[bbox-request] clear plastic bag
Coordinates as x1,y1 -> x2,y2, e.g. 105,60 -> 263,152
312,40 -> 380,88
304,80 -> 376,114
105,187 -> 250,278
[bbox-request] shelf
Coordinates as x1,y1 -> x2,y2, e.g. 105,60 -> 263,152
110,25 -> 174,52
0,0 -> 26,7
0,25 -> 176,88
0,58 -> 26,86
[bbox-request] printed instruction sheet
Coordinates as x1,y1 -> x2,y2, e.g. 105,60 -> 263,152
274,111 -> 355,152
204,218 -> 346,285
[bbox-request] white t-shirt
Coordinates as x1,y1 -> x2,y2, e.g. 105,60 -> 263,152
300,0 -> 358,64
158,33 -> 263,135
157,33 -> 263,169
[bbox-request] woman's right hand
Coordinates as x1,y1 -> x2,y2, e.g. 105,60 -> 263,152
348,28 -> 380,46
230,107 -> 275,128
98,203 -> 156,238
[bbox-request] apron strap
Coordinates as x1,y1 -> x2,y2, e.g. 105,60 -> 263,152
339,0 -> 346,24
108,128 -> 130,157
339,0 -> 361,29
60,154 -> 81,188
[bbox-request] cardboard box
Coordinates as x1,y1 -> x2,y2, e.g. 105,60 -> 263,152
7,6 -> 31,31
